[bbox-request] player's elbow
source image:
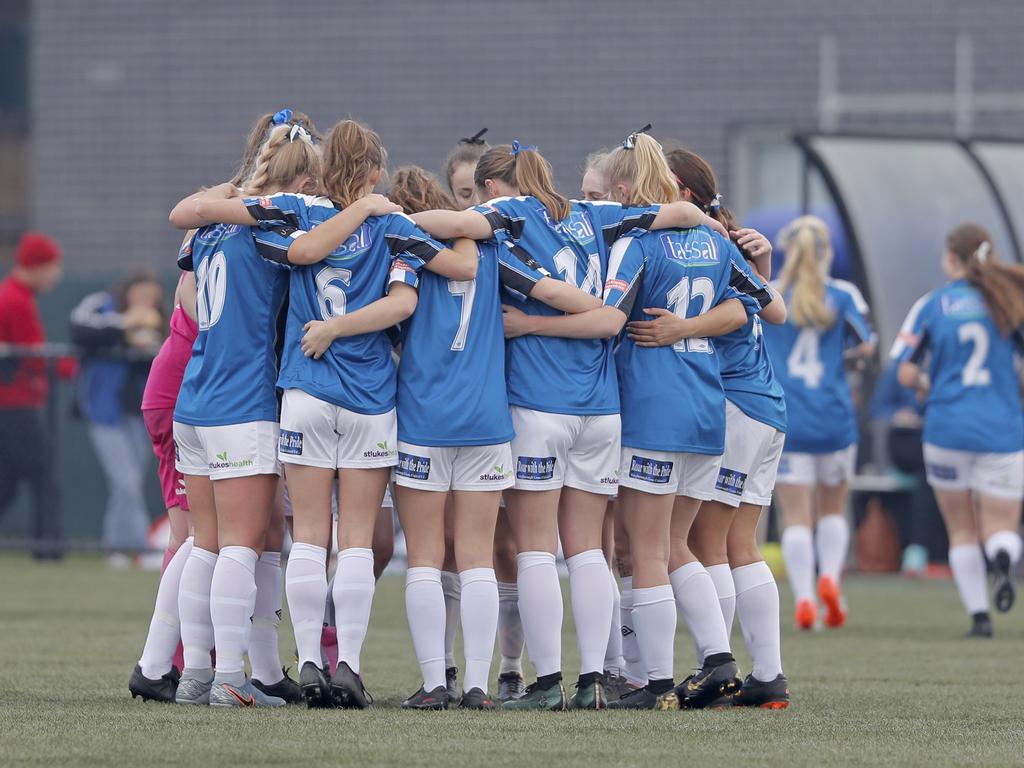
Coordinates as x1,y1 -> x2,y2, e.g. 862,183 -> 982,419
287,236 -> 320,266
595,307 -> 628,338
391,288 -> 419,321
760,297 -> 787,325
449,257 -> 478,282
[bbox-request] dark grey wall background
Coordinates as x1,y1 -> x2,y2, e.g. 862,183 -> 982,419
31,0 -> 1024,273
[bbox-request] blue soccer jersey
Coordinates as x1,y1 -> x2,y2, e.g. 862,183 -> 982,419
397,240 -> 549,447
474,196 -> 661,415
890,279 -> 1024,453
716,314 -> 787,433
244,193 -> 443,415
761,279 -> 873,453
603,226 -> 772,454
174,223 -> 288,426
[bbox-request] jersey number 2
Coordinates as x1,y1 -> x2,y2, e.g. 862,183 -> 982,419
196,251 -> 227,331
958,321 -> 991,387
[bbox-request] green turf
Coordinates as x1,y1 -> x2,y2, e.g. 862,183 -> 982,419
0,555 -> 1020,767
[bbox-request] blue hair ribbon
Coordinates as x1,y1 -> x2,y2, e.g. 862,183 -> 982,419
272,108 -> 293,126
707,193 -> 723,212
511,139 -> 537,156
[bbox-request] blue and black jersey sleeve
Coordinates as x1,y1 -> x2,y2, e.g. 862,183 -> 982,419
496,241 -> 550,301
473,199 -> 525,240
385,213 -> 446,289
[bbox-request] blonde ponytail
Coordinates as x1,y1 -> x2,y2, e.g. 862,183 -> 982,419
242,123 -> 320,196
778,215 -> 835,329
603,133 -> 679,207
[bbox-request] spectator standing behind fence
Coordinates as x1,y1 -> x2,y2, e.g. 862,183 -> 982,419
0,233 -> 66,560
70,274 -> 166,565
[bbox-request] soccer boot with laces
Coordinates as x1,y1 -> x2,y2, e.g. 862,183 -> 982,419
497,671 -> 526,702
460,688 -> 498,710
501,679 -> 567,711
606,684 -> 678,710
252,667 -> 302,704
209,676 -> 286,708
677,655 -> 741,709
330,661 -> 372,709
128,664 -> 177,703
445,666 -> 461,705
568,674 -> 607,710
297,661 -> 334,708
175,669 -> 213,705
733,673 -> 790,709
402,685 -> 449,710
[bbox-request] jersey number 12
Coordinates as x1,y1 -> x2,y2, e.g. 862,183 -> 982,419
666,276 -> 714,353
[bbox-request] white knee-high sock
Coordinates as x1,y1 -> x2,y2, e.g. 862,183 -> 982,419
334,547 -> 376,674
619,576 -> 646,686
497,581 -> 524,676
631,585 -> 676,683
733,561 -> 783,682
781,525 -> 815,602
566,549 -> 613,676
286,543 -> 328,669
984,530 -> 1023,566
816,515 -> 849,584
516,551 -> 562,677
209,546 -> 258,677
705,563 -> 737,636
670,562 -> 732,664
460,568 -> 498,694
139,537 -> 193,679
178,545 -> 217,672
604,566 -> 624,676
406,567 -> 446,691
949,544 -> 990,615
440,570 -> 461,670
249,551 -> 284,684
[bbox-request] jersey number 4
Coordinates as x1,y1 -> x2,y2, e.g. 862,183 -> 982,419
787,328 -> 824,389
196,251 -> 227,331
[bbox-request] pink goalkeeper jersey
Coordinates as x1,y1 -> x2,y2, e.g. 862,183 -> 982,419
141,302 -> 199,411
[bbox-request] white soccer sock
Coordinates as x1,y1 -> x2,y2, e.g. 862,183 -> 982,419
781,525 -> 815,603
460,568 -> 498,693
209,546 -> 258,677
984,530 -> 1023,566
441,570 -> 461,670
497,581 -> 524,676
631,585 -> 676,683
333,547 -> 376,674
178,545 -> 217,672
949,544 -> 990,615
567,549 -> 613,676
286,543 -> 328,669
705,563 -> 737,636
516,551 -> 562,677
733,561 -> 783,682
619,576 -> 646,686
139,537 -> 193,679
406,567 -> 447,691
249,551 -> 284,684
816,515 -> 849,584
604,566 -> 625,676
670,562 -> 732,664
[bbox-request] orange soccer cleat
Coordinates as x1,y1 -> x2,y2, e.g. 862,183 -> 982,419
794,598 -> 817,630
818,575 -> 847,628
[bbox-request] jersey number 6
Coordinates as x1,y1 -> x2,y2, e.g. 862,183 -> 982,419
316,266 -> 353,320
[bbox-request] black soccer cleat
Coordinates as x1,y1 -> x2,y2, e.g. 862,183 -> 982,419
992,550 -> 1016,614
297,662 -> 334,708
445,666 -> 461,705
606,684 -> 678,710
460,687 -> 497,710
733,673 -> 790,710
330,661 -> 372,709
252,667 -> 303,704
677,655 -> 740,710
129,664 -> 178,703
965,611 -> 993,638
402,685 -> 449,710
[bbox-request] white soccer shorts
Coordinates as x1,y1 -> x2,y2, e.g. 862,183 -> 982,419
706,401 -> 785,507
509,407 -> 620,495
775,444 -> 856,487
393,441 -> 515,492
618,446 -> 722,498
923,444 -> 1024,500
277,388 -> 397,470
172,420 -> 281,480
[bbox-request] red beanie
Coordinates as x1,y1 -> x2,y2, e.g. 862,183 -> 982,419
15,232 -> 62,268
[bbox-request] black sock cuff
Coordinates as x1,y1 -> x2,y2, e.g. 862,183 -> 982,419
647,677 -> 674,695
537,672 -> 562,689
703,652 -> 735,667
577,671 -> 603,686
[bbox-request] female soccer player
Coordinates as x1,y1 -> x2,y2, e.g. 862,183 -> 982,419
200,120 -> 477,709
167,112 -> 333,708
444,128 -> 489,209
129,268 -> 198,702
762,216 -> 875,631
379,166 -> 602,709
625,146 -> 791,708
413,140 -> 725,710
892,223 -> 1024,637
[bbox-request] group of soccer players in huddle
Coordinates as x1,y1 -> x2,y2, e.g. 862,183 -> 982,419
127,107 -> 1024,711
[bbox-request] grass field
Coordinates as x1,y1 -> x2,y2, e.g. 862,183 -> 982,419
0,555 -> 1021,767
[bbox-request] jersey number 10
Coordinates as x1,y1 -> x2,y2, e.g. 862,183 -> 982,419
196,251 -> 227,331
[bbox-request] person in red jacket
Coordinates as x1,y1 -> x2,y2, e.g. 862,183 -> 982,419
0,233 -> 65,559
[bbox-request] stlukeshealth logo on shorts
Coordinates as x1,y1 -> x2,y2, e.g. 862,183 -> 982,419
363,440 -> 398,460
396,452 -> 431,480
517,456 -> 556,481
715,467 -> 748,496
279,430 -> 303,456
209,451 -> 254,472
629,455 -> 673,484
480,464 -> 513,483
